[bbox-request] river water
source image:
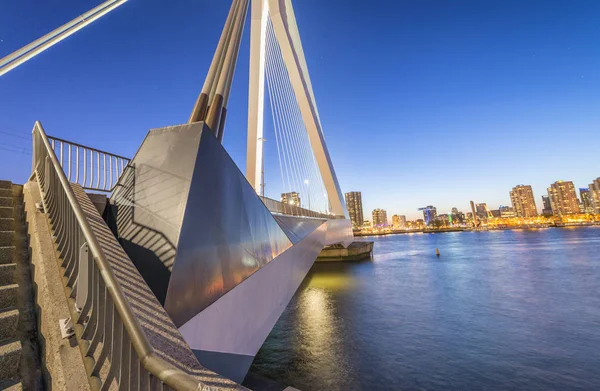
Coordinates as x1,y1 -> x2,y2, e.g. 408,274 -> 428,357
249,227 -> 600,390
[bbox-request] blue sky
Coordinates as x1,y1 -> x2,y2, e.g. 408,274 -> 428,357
1,0 -> 599,220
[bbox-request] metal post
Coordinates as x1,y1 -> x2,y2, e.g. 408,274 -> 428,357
76,243 -> 90,311
188,0 -> 239,123
205,0 -> 249,136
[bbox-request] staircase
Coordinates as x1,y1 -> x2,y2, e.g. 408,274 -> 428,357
0,180 -> 42,390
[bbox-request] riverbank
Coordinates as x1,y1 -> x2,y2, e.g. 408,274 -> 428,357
354,222 -> 600,237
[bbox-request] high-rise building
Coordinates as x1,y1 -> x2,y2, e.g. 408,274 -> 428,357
281,191 -> 301,207
475,203 -> 491,219
541,195 -> 553,215
451,207 -> 459,214
589,178 -> 600,214
372,209 -> 388,227
392,214 -> 406,229
499,205 -> 515,218
344,191 -> 364,228
547,181 -> 580,216
419,206 -> 437,224
510,185 -> 538,217
580,188 -> 595,214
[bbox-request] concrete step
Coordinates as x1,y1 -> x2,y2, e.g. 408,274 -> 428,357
0,310 -> 19,342
0,285 -> 17,311
0,198 -> 12,208
0,264 -> 16,286
0,208 -> 12,219
0,247 -> 14,265
0,219 -> 14,231
0,340 -> 21,381
0,189 -> 10,198
0,232 -> 14,247
0,181 -> 11,190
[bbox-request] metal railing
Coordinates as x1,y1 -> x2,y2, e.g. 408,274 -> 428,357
32,121 -> 206,390
259,196 -> 343,219
47,135 -> 130,192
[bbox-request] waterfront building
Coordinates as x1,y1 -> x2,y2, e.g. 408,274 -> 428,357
510,185 -> 538,217
419,205 -> 437,225
392,214 -> 406,229
548,181 -> 580,216
475,203 -> 491,219
580,188 -> 595,214
541,195 -> 553,215
499,205 -> 516,218
345,191 -> 364,229
590,178 -> 600,214
281,191 -> 301,207
372,209 -> 388,227
490,210 -> 501,218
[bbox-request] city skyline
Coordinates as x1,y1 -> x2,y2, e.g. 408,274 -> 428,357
354,176 -> 600,221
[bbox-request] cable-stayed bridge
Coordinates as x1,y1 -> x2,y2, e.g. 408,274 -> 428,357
1,0 -> 354,388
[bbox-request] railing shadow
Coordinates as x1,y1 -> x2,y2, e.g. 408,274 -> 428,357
73,183 -> 242,388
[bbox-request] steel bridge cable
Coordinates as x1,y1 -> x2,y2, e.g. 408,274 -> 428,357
266,18 -> 291,194
270,19 -> 328,213
266,17 -> 294,196
271,30 -> 323,213
271,28 -> 314,211
265,15 -> 329,212
0,0 -> 128,77
264,19 -> 289,195
267,18 -> 303,201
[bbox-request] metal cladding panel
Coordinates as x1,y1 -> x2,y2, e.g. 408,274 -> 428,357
325,218 -> 354,247
110,123 -> 205,303
178,221 -> 327,383
272,214 -> 326,244
111,123 -> 204,247
164,129 -> 293,327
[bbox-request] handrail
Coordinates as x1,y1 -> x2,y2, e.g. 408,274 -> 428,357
32,121 -> 208,390
259,195 -> 344,219
47,135 -> 130,193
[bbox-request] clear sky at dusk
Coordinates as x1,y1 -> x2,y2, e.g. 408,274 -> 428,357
1,0 -> 599,220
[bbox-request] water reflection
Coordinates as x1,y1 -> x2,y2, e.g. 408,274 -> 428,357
251,227 -> 600,390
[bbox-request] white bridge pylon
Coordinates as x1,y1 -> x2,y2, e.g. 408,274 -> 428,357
246,0 -> 348,218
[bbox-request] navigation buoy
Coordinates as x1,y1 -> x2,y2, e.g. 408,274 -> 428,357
436,248 -> 440,257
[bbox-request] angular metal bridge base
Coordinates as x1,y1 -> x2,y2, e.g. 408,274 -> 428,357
110,122 -> 352,382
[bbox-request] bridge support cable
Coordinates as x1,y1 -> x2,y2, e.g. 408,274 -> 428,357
0,0 -> 128,77
265,17 -> 302,207
267,18 -> 303,204
263,14 -> 329,214
270,18 -> 328,214
264,21 -> 290,196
